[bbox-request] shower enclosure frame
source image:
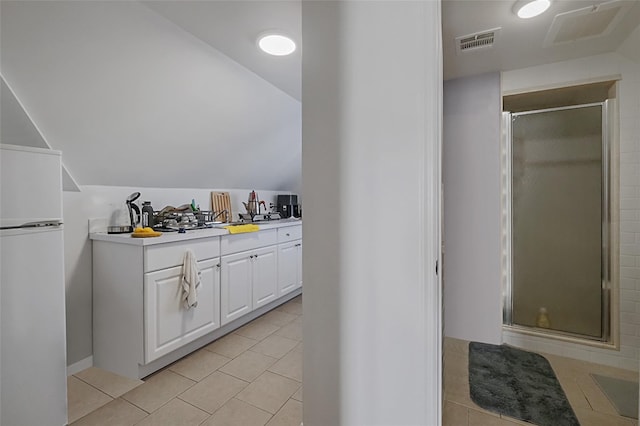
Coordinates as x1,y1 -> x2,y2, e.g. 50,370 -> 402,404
502,101 -> 616,345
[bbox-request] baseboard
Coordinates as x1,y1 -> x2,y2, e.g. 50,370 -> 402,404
67,356 -> 93,376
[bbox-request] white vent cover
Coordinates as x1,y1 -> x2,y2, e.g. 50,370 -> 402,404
544,0 -> 632,46
456,27 -> 501,54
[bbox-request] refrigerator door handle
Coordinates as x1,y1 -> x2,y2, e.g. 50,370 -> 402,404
0,220 -> 63,230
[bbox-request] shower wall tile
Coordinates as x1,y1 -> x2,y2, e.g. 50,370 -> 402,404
620,277 -> 637,289
621,255 -> 636,267
621,210 -> 640,221
621,233 -> 636,244
620,221 -> 640,233
619,322 -> 636,336
621,312 -> 640,325
621,299 -> 635,312
619,186 -> 638,199
621,267 -> 640,279
621,334 -> 640,349
621,244 -> 640,256
621,289 -> 640,301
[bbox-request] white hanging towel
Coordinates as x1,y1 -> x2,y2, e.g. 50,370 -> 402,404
182,249 -> 201,309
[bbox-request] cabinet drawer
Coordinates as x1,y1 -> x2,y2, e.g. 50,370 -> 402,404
145,238 -> 220,272
277,225 -> 302,243
221,229 -> 277,255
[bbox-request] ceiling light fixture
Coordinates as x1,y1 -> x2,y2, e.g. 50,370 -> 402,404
513,0 -> 551,19
257,33 -> 296,56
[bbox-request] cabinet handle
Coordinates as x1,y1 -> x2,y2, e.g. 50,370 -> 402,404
254,254 -> 259,258
250,255 -> 254,259
286,233 -> 290,236
216,264 -> 221,268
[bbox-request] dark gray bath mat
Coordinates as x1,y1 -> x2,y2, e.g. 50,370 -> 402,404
468,341 -> 579,426
591,374 -> 639,419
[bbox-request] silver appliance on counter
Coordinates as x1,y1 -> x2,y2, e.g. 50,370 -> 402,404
0,144 -> 68,426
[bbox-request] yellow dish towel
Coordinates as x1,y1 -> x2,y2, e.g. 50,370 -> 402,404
224,224 -> 260,234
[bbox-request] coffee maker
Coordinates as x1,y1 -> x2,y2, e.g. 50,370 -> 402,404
277,194 -> 300,218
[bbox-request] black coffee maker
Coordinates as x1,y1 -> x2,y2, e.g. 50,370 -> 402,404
277,194 -> 300,218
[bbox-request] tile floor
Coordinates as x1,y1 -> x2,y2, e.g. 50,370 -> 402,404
444,337 -> 640,426
68,295 -> 303,426
70,298 -> 639,426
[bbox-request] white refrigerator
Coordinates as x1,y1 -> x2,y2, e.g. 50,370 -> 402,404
1,144 -> 68,426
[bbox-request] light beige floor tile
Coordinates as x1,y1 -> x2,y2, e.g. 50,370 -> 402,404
275,301 -> 302,316
576,374 -> 619,416
250,334 -> 299,359
590,363 -> 639,382
293,342 -> 303,353
268,347 -> 302,382
135,398 -> 209,426
291,385 -> 303,402
274,321 -> 302,341
443,400 -> 468,426
70,398 -> 147,426
67,375 -> 114,423
121,370 -> 195,414
558,378 -> 592,411
575,407 -> 637,426
266,399 -> 302,426
219,350 -> 278,382
204,333 -> 258,359
169,349 -> 231,382
201,398 -> 272,426
74,367 -> 144,399
178,371 -> 248,414
468,408 -> 518,426
444,337 -> 470,356
259,310 -> 298,327
236,371 -> 300,414
292,295 -> 302,303
234,319 -> 280,341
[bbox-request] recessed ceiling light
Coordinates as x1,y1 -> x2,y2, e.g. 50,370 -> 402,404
513,0 -> 551,19
257,33 -> 296,56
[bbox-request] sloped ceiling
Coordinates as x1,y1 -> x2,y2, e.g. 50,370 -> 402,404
0,1 -> 301,191
1,77 -> 80,191
142,1 -> 301,101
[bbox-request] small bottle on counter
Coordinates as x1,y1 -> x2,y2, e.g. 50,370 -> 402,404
141,201 -> 154,228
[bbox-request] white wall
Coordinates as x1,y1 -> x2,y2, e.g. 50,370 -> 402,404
302,1 -> 442,424
64,186 -> 292,365
0,1 -> 301,192
443,72 -> 503,345
502,52 -> 640,371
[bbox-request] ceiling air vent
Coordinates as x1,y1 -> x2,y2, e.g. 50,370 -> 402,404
456,28 -> 501,54
544,0 -> 632,46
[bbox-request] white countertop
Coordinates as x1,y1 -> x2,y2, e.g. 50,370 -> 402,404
90,219 -> 302,246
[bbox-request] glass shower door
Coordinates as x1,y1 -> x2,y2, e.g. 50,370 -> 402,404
509,104 -> 607,339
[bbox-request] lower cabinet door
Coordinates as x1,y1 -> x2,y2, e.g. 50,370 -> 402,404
144,258 -> 220,363
278,242 -> 298,296
253,245 -> 278,309
220,252 -> 253,325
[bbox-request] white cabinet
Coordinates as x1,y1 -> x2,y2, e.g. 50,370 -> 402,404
144,258 -> 220,363
252,245 -> 278,308
277,225 -> 303,296
278,241 -> 302,295
220,252 -> 252,325
91,224 -> 301,379
220,244 -> 278,326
